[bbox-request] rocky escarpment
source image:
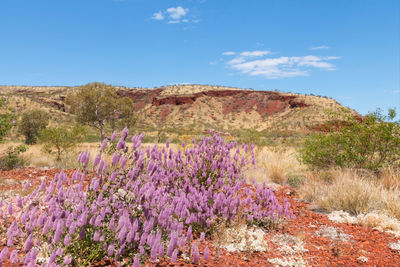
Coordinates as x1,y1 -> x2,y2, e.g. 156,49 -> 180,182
117,88 -> 309,118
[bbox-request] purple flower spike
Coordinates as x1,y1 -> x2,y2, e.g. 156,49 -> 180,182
107,243 -> 115,256
10,249 -> 18,263
100,139 -> 108,151
121,127 -> 129,140
0,247 -> 8,262
111,152 -> 120,166
192,244 -> 199,264
203,246 -> 209,261
116,139 -> 125,150
79,228 -> 86,239
64,254 -> 72,265
200,232 -> 205,241
93,230 -> 100,241
83,151 -> 90,165
133,254 -> 140,267
8,203 -> 13,215
24,234 -> 33,252
49,249 -> 57,263
187,226 -> 192,240
56,247 -> 63,256
17,196 -> 23,208
110,131 -> 117,141
171,248 -> 178,263
120,155 -> 127,168
64,234 -> 71,246
93,154 -> 101,167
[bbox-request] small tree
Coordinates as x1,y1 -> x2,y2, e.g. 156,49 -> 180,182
109,97 -> 138,132
18,109 -> 50,144
39,125 -> 85,161
66,82 -> 134,140
0,144 -> 28,170
0,96 -> 14,141
299,108 -> 400,171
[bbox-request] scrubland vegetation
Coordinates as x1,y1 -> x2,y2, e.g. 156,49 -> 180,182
0,83 -> 399,265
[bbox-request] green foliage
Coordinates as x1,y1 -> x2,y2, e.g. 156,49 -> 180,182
66,82 -> 135,140
65,227 -> 109,266
18,109 -> 50,144
299,108 -> 400,171
0,96 -> 14,142
287,174 -> 304,188
109,97 -> 138,131
39,124 -> 85,161
0,144 -> 28,170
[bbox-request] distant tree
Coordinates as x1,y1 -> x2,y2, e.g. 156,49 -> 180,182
18,109 -> 49,144
65,82 -> 134,140
39,124 -> 85,161
0,96 -> 14,142
109,97 -> 138,132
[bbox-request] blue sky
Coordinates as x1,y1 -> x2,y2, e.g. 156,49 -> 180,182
0,0 -> 399,116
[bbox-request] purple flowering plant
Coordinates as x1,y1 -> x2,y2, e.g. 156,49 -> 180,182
1,128 -> 294,266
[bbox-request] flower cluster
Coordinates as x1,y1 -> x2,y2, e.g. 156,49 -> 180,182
0,129 -> 294,266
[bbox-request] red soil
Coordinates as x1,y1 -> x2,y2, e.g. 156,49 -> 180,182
116,88 -> 310,119
0,169 -> 398,266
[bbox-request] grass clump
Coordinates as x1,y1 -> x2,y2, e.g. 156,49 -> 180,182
299,169 -> 400,220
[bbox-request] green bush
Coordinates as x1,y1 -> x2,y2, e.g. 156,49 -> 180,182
299,108 -> 400,171
287,174 -> 304,188
0,96 -> 14,141
18,109 -> 49,144
39,124 -> 85,161
0,144 -> 28,170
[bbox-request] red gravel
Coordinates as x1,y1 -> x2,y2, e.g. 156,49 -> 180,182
0,169 -> 399,266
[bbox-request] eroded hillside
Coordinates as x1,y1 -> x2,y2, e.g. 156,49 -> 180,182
0,84 -> 356,134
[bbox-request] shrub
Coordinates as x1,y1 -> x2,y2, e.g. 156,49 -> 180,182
39,124 -> 85,161
299,108 -> 400,171
0,96 -> 14,141
0,144 -> 28,170
18,109 -> 49,144
287,175 -> 304,188
1,130 -> 294,266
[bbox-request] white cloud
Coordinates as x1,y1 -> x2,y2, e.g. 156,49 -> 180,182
167,20 -> 181,24
240,50 -> 271,57
222,51 -> 236,56
166,6 -> 188,20
297,55 -> 339,70
225,51 -> 340,79
152,6 -> 192,24
228,57 -> 246,65
392,90 -> 400,94
309,45 -> 330,50
152,11 -> 164,20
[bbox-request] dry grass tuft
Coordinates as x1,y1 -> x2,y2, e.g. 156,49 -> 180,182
379,167 -> 400,191
245,146 -> 307,185
299,169 -> 400,220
